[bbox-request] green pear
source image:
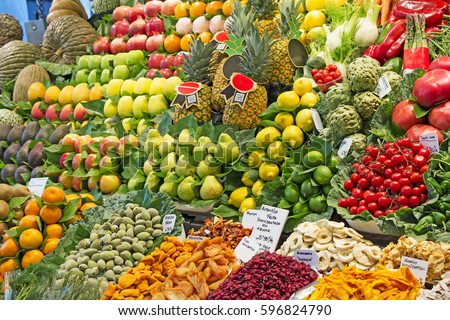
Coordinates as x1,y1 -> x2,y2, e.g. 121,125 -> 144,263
144,129 -> 163,154
163,76 -> 182,101
160,152 -> 177,175
214,133 -> 240,163
193,136 -> 215,162
128,175 -> 145,191
143,159 -> 153,176
177,176 -> 197,202
175,154 -> 196,178
160,171 -> 179,198
134,77 -> 152,95
103,98 -> 118,118
117,96 -> 134,119
137,119 -> 150,137
159,134 -> 176,158
101,54 -> 115,69
196,155 -> 222,178
149,77 -> 166,95
146,171 -> 161,192
199,175 -> 224,200
176,128 -> 196,157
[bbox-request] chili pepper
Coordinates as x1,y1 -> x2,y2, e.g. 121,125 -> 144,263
376,22 -> 394,44
384,57 -> 403,74
439,202 -> 450,212
445,210 -> 450,220
393,0 -> 449,27
414,215 -> 434,234
443,172 -> 450,179
385,31 -> 406,60
377,19 -> 407,62
442,180 -> 450,192
403,14 -> 430,71
446,220 -> 450,231
362,45 -> 382,61
427,177 -> 444,195
431,211 -> 447,227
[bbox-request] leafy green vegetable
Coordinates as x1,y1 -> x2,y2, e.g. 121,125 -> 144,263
35,60 -> 74,76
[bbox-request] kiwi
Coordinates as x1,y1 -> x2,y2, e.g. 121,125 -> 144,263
0,124 -> 12,141
35,124 -> 54,140
0,183 -> 13,201
21,121 -> 41,144
49,124 -> 70,144
16,140 -> 31,165
12,185 -> 32,198
0,222 -> 8,238
3,142 -> 21,164
1,164 -> 17,183
6,125 -> 26,144
14,165 -> 31,185
0,199 -> 9,220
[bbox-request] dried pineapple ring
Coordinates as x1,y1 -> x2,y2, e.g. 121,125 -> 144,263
353,243 -> 372,266
295,222 -> 314,234
344,228 -> 364,242
288,233 -> 303,250
316,229 -> 332,244
313,241 -> 331,252
327,221 -> 345,230
365,246 -> 382,262
317,251 -> 331,272
337,249 -> 354,263
334,238 -> 357,251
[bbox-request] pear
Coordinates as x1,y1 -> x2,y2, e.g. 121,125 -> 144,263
144,129 -> 163,154
128,175 -> 145,191
143,160 -> 153,176
159,134 -> 176,158
175,154 -> 196,178
199,175 -> 224,200
214,133 -> 240,163
193,136 -> 215,162
196,155 -> 222,178
146,171 -> 161,192
176,128 -> 196,157
159,170 -> 179,198
177,176 -> 197,202
160,152 -> 177,175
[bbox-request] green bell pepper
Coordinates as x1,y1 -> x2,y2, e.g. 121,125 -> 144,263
383,57 -> 403,74
431,211 -> 446,227
414,216 -> 434,235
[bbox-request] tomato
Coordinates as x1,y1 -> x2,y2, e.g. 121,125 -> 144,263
429,101 -> 450,131
383,178 -> 392,187
324,76 -> 334,83
311,68 -> 319,75
344,179 -> 354,191
366,146 -> 380,158
367,202 -> 378,213
413,155 -> 427,168
383,142 -> 395,150
371,176 -> 384,187
328,64 -> 337,71
399,178 -> 411,186
408,195 -> 421,207
353,162 -> 363,171
411,142 -> 423,153
359,200 -> 366,206
347,196 -> 358,207
349,206 -> 358,215
419,165 -> 428,174
397,195 -> 408,205
357,206 -> 368,214
328,71 -> 337,79
397,137 -> 412,148
377,154 -> 387,163
391,154 -> 403,165
360,168 -> 372,178
384,147 -> 397,158
412,187 -> 422,196
378,196 -> 391,207
418,148 -> 431,159
384,159 -> 394,168
316,79 -> 323,84
361,155 -> 373,166
386,209 -> 396,215
394,165 -> 405,173
352,188 -> 363,199
390,181 -> 401,193
391,173 -> 402,181
376,191 -> 387,198
338,198 -> 348,208
419,184 -> 428,193
400,185 -> 412,196
407,124 -> 445,143
374,210 -> 385,217
350,173 -> 361,183
358,178 -> 369,189
420,194 -> 428,203
363,191 -> 377,203
335,70 -> 342,77
392,100 -> 427,132
410,172 -> 422,184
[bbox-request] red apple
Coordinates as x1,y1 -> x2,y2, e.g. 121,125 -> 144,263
112,5 -> 131,22
117,135 -> 139,157
74,103 -> 88,121
72,153 -> 83,170
128,4 -> 145,22
85,154 -> 98,171
72,177 -> 87,192
159,68 -> 174,79
148,53 -> 165,69
144,0 -> 163,17
99,174 -> 122,194
173,53 -> 185,67
145,33 -> 165,52
99,155 -> 120,172
126,34 -> 148,51
100,136 -> 120,156
146,69 -> 159,78
145,17 -> 164,36
129,16 -> 147,36
87,137 -> 103,154
31,101 -> 45,119
93,36 -> 111,54
173,69 -> 180,77
45,104 -> 58,121
59,104 -> 73,122
74,135 -> 92,153
59,152 -> 72,169
161,0 -> 181,16
61,133 -> 79,148
87,176 -> 100,191
160,55 -> 175,69
110,37 -> 128,54
58,171 -> 73,190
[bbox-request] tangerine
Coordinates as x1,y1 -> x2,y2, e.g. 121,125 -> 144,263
18,215 -> 39,229
39,205 -> 63,224
206,1 -> 223,15
45,224 -> 64,239
190,1 -> 207,18
222,0 -> 233,16
42,186 -> 66,204
21,250 -> 44,269
80,193 -> 95,202
44,85 -> 61,104
64,213 -> 83,226
174,2 -> 190,18
80,202 -> 96,213
0,239 -> 20,257
198,31 -> 213,43
24,199 -> 41,216
0,258 -> 18,276
42,238 -> 59,255
180,34 -> 196,51
164,34 -> 182,54
19,228 -> 43,249
3,226 -> 18,241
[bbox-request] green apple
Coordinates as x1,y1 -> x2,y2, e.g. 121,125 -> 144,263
104,98 -> 118,118
114,52 -> 128,67
118,96 -> 134,119
100,68 -> 113,84
75,69 -> 90,84
120,79 -> 137,96
122,117 -> 138,132
126,50 -> 145,65
163,76 -> 182,101
106,79 -> 124,96
134,77 -> 152,95
149,77 -> 166,95
101,54 -> 115,69
77,55 -> 90,69
137,118 -> 150,136
88,55 -> 103,70
148,94 -> 169,117
87,69 -> 101,84
113,65 -> 130,80
132,95 -> 149,119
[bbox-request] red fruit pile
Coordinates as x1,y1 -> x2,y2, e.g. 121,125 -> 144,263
311,64 -> 342,84
338,138 -> 431,218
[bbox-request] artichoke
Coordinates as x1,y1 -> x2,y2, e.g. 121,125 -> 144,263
352,91 -> 381,120
381,71 -> 402,90
325,83 -> 352,111
325,105 -> 362,139
347,133 -> 367,155
346,56 -> 381,92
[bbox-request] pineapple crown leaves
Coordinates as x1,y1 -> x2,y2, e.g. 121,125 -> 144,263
247,0 -> 279,20
288,16 -> 303,39
228,0 -> 256,38
183,39 -> 215,83
277,0 -> 303,37
224,34 -> 245,56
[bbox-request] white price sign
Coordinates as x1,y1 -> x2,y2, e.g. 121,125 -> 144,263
162,214 -> 176,233
420,133 -> 440,154
234,236 -> 260,263
186,235 -> 207,242
337,137 -> 353,158
401,256 -> 429,286
241,209 -> 260,229
250,205 -> 289,252
375,74 -> 392,98
310,108 -> 324,132
294,249 -> 319,270
27,178 -> 49,197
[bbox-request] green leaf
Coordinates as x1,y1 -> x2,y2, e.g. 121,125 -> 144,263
258,120 -> 283,131
4,226 -> 29,239
413,103 -> 431,118
258,102 -> 280,120
224,34 -> 245,56
81,100 -> 106,118
35,60 -> 74,76
212,204 -> 241,219
256,176 -> 286,208
8,195 -> 31,209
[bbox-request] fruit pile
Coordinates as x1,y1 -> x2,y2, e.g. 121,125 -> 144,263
337,138 -> 431,217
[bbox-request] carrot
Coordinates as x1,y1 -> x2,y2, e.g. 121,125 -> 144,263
380,0 -> 392,26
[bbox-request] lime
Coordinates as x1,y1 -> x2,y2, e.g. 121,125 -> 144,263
295,109 -> 314,132
313,165 -> 333,186
328,153 -> 340,173
284,183 -> 300,203
282,125 -> 304,149
293,201 -> 310,216
252,180 -> 264,197
300,179 -> 321,198
255,127 -> 281,148
293,77 -> 313,97
308,194 -> 328,213
290,170 -> 312,185
241,169 -> 259,187
267,140 -> 286,162
259,162 -> 280,182
300,91 -> 319,108
322,184 -> 332,197
302,150 -> 324,168
274,112 -> 295,130
277,91 -> 300,111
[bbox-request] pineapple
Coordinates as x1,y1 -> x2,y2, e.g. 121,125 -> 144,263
173,39 -> 214,124
248,0 -> 280,39
222,28 -> 273,130
269,0 -> 303,84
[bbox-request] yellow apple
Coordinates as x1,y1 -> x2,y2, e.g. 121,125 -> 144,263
132,95 -> 149,118
137,119 -> 149,136
122,118 -> 138,132
134,77 -> 152,95
120,79 -> 137,96
117,96 -> 134,119
149,77 -> 166,95
104,98 -> 118,118
106,79 -> 124,96
148,94 -> 169,117
99,174 -> 121,194
163,76 -> 182,101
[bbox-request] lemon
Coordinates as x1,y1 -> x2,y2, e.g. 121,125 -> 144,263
277,91 -> 300,111
303,10 -> 326,31
300,92 -> 319,108
282,125 -> 304,149
295,109 -> 314,132
255,127 -> 281,148
241,169 -> 259,187
259,162 -> 280,182
248,149 -> 265,168
228,186 -> 250,208
240,196 -> 256,214
306,26 -> 326,43
293,78 -> 313,97
325,0 -> 347,10
305,0 -> 325,11
267,140 -> 286,162
274,112 -> 295,130
252,180 -> 264,197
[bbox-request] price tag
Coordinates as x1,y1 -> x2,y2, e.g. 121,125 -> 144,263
401,256 -> 429,286
420,133 -> 440,154
310,108 -> 324,132
241,210 -> 260,229
186,235 -> 207,242
27,177 -> 49,197
250,205 -> 289,252
162,214 -> 176,233
294,249 -> 319,270
337,137 -> 353,158
234,236 -> 260,263
375,74 -> 392,98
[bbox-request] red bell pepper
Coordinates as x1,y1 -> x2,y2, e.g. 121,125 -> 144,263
385,31 -> 407,60
403,15 -> 430,71
390,0 -> 449,27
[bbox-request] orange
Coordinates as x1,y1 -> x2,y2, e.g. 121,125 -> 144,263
80,202 -> 96,213
24,199 -> 41,216
19,215 -> 39,229
164,34 -> 182,54
64,213 -> 83,226
42,238 -> 59,255
190,1 -> 207,18
19,228 -> 43,249
0,258 -> 18,276
222,0 -> 233,16
198,31 -> 213,43
21,250 -> 44,269
66,193 -> 82,209
174,2 -> 190,18
58,85 -> 74,105
39,205 -> 62,225
45,224 -> 64,239
206,1 -> 223,15
0,239 -> 20,257
3,226 -> 19,241
27,82 -> 46,101
42,186 -> 66,204
180,34 -> 197,51
44,85 -> 61,104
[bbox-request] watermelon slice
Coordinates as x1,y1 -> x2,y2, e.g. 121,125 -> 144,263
176,82 -> 201,95
230,73 -> 257,93
213,31 -> 230,43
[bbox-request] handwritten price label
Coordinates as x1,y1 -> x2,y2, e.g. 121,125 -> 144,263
294,249 -> 319,270
337,137 -> 353,158
234,236 -> 260,263
401,256 -> 428,286
375,75 -> 392,98
162,214 -> 176,234
250,205 -> 288,252
242,210 -> 260,229
28,178 -> 48,197
420,134 -> 440,154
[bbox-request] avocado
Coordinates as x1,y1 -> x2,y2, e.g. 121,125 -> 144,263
3,142 -> 21,164
14,165 -> 31,185
21,121 -> 40,144
16,140 -> 31,165
49,124 -> 70,144
31,166 -> 45,179
0,124 -> 12,141
1,164 -> 18,183
6,125 -> 26,144
35,124 -> 54,140
28,141 -> 45,168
